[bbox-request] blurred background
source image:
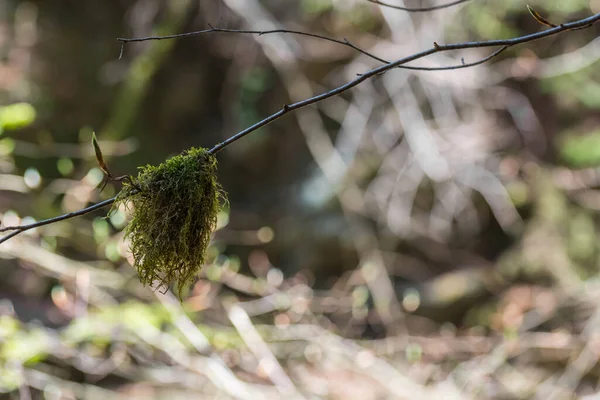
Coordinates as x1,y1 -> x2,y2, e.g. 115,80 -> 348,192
1,0 -> 600,398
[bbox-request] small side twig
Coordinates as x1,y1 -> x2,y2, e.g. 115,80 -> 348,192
357,45 -> 508,75
92,132 -> 138,192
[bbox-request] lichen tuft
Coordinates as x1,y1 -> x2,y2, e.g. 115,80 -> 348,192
114,147 -> 226,298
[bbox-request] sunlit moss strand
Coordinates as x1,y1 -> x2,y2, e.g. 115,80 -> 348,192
113,147 -> 226,298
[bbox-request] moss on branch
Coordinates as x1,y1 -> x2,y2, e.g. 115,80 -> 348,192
114,147 -> 226,297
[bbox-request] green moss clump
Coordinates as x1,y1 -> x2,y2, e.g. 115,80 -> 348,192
114,147 -> 226,297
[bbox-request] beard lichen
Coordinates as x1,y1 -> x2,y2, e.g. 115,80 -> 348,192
113,147 -> 226,298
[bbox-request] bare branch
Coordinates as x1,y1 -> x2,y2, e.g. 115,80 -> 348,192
0,198 -> 117,244
208,12 -> 600,154
360,45 -> 508,73
367,0 -> 470,12
2,10 -> 600,244
118,26 -> 389,64
118,24 -> 493,69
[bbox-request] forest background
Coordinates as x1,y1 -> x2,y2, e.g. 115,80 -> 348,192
2,0 -> 600,398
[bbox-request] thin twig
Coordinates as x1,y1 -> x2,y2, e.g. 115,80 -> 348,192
118,26 -> 389,64
359,45 -> 508,74
2,11 -> 600,244
118,25 -> 498,70
367,0 -> 470,12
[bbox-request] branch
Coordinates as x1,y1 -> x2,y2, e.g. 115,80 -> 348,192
208,12 -> 600,154
0,198 -> 117,245
366,0 -> 470,12
359,45 -> 508,73
118,26 -> 389,64
3,11 -> 600,244
118,25 -> 494,69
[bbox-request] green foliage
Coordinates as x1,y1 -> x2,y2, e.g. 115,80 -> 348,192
0,102 -> 36,133
540,65 -> 600,110
0,317 -> 34,392
0,317 -> 49,379
559,130 -> 600,167
63,301 -> 172,345
301,0 -> 332,14
114,147 -> 227,297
